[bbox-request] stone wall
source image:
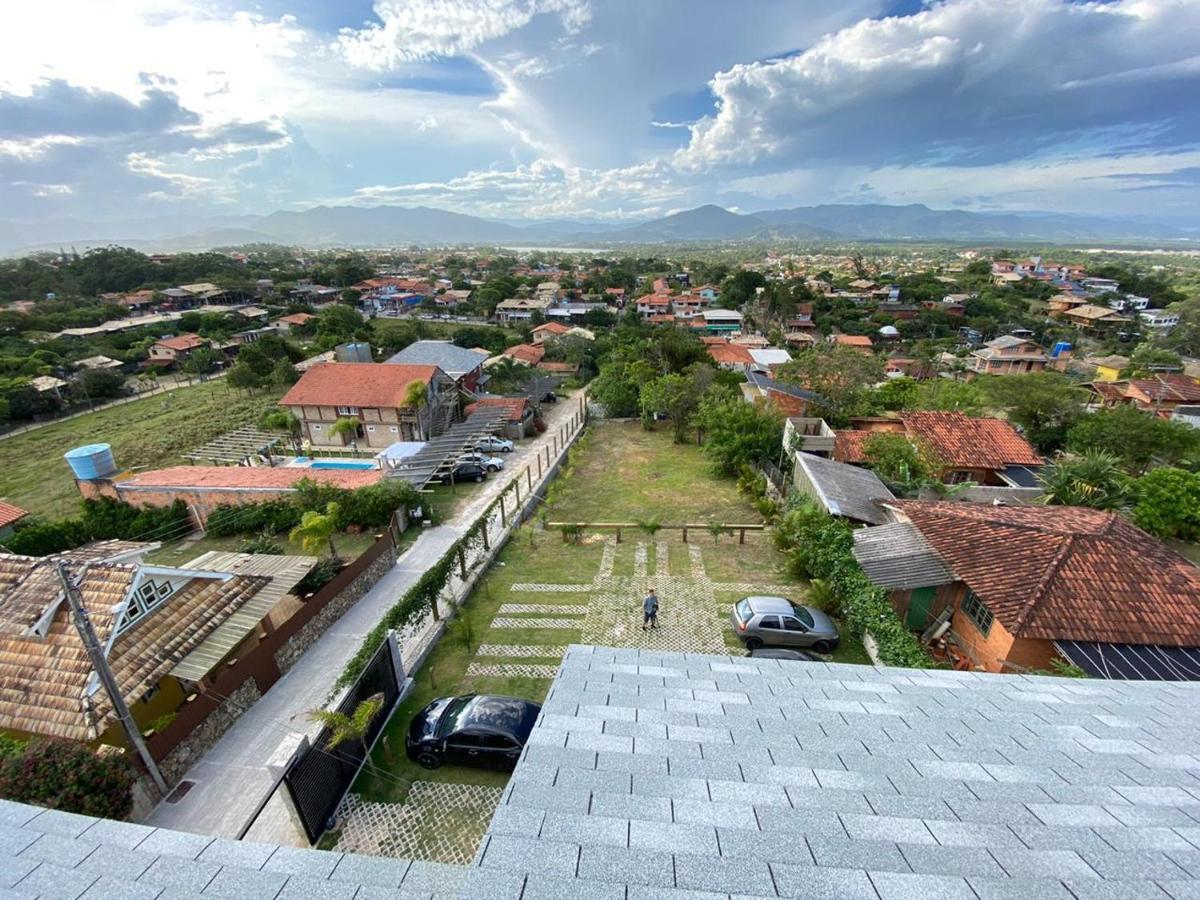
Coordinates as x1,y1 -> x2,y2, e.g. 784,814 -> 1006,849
156,679 -> 262,790
274,541 -> 398,676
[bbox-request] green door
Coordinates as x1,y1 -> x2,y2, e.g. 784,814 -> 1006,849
907,586 -> 935,630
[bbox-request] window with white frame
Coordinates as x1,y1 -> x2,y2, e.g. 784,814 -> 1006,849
961,589 -> 994,636
336,406 -> 360,416
116,577 -> 180,636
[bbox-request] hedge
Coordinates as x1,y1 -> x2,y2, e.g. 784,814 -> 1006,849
205,478 -> 421,539
5,498 -> 192,557
774,498 -> 931,668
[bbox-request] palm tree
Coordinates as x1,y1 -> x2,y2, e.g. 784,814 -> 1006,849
308,692 -> 385,751
329,417 -> 359,446
1037,451 -> 1131,510
404,380 -> 428,440
290,502 -> 341,558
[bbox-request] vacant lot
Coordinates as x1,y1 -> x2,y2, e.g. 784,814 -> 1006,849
344,421 -> 865,860
0,382 -> 284,519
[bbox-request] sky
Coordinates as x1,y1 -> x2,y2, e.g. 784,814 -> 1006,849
1,0 -> 1198,225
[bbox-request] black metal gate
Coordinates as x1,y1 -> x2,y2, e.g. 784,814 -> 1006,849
283,639 -> 400,843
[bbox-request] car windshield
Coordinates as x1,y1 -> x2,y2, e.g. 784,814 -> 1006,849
735,599 -> 753,623
792,605 -> 814,628
437,696 -> 474,737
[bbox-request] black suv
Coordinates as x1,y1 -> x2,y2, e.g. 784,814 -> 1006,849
439,462 -> 487,483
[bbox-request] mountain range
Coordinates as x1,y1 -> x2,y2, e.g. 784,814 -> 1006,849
0,203 -> 1194,255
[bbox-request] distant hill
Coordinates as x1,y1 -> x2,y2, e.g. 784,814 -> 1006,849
0,202 -> 1192,254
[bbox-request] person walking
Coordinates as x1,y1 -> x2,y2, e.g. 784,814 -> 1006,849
642,588 -> 659,630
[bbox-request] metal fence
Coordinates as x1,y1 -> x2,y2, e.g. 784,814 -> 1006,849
282,639 -> 401,843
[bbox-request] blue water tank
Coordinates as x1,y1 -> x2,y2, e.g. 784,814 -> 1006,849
1050,341 -> 1072,358
335,342 -> 373,363
64,443 -> 117,480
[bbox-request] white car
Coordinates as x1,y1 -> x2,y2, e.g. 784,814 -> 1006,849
474,435 -> 514,453
458,452 -> 505,472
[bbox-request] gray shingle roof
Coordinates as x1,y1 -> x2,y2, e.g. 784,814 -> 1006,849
471,644 -> 1200,898
853,521 -> 956,588
795,451 -> 895,524
384,340 -> 489,378
0,799 -> 462,897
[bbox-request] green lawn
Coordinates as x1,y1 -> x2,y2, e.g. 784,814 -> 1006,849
548,422 -> 761,524
356,422 -> 870,808
144,529 -> 382,567
0,382 -> 285,520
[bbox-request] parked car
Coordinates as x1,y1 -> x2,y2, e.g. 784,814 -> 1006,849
540,391 -> 558,403
439,461 -> 487,483
747,647 -> 819,662
475,435 -> 514,453
406,694 -> 541,771
458,452 -> 505,472
730,596 -> 839,653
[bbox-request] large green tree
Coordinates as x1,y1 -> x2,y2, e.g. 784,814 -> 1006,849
1132,467 -> 1200,541
775,345 -> 884,426
694,386 -> 783,475
984,372 -> 1084,453
1067,405 -> 1200,474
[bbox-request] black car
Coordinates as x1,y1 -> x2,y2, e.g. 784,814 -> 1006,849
406,694 -> 541,771
748,648 -> 819,662
540,391 -> 558,403
439,462 -> 487,484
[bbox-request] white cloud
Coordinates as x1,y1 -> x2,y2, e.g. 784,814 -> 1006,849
336,0 -> 591,68
343,157 -> 688,220
676,0 -> 1200,173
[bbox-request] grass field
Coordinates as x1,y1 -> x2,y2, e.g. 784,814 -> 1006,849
355,421 -> 867,812
0,382 -> 285,520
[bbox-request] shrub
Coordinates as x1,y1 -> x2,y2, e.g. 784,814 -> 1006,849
0,739 -> 135,819
205,500 -> 301,537
294,557 -> 344,596
237,530 -> 284,554
5,498 -> 191,556
775,498 -> 929,668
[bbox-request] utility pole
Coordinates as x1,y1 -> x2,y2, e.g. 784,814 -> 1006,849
56,562 -> 169,796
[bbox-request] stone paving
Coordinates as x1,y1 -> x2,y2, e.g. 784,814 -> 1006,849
466,662 -> 561,678
474,644 -> 567,659
476,537 -> 797,664
333,782 -> 504,865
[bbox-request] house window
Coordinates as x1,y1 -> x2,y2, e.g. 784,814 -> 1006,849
962,589 -> 994,637
946,470 -> 973,484
335,406 -> 360,416
389,426 -> 399,433
117,578 -> 178,636
366,425 -> 375,432
312,424 -> 322,431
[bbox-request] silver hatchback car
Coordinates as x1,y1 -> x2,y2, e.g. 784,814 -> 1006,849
730,596 -> 840,653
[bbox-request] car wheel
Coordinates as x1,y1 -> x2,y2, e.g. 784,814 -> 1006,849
474,474 -> 484,483
745,638 -> 763,651
417,752 -> 441,770
812,640 -> 832,655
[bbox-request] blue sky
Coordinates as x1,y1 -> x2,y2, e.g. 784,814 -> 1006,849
0,0 -> 1198,224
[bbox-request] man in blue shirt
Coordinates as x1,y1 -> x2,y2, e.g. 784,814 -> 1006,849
642,588 -> 659,630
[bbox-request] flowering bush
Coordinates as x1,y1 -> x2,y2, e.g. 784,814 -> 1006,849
0,739 -> 136,819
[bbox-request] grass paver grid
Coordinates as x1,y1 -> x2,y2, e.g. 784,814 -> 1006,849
351,422 -> 873,861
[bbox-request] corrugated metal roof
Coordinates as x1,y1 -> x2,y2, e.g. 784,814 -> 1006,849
169,552 -> 317,682
852,522 -> 954,589
795,452 -> 894,525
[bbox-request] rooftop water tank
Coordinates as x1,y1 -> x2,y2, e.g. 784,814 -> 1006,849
64,443 -> 117,481
1050,341 -> 1072,358
335,341 -> 373,363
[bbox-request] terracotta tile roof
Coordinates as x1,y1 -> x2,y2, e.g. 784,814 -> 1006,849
1129,374 -> 1200,403
465,397 -> 529,422
154,334 -> 205,352
836,412 -> 1041,469
1063,304 -> 1127,322
0,501 -> 27,530
276,313 -> 314,326
833,335 -> 873,347
536,361 -> 579,374
531,322 -> 571,335
117,465 -> 381,490
279,362 -> 437,409
0,550 -> 269,741
503,344 -> 545,365
706,343 -> 755,366
893,501 -> 1200,646
1088,381 -> 1126,402
648,314 -> 676,323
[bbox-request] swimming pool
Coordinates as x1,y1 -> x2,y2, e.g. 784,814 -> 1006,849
309,460 -> 376,470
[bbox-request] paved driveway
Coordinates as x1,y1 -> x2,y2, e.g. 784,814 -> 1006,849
147,394 -> 585,842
